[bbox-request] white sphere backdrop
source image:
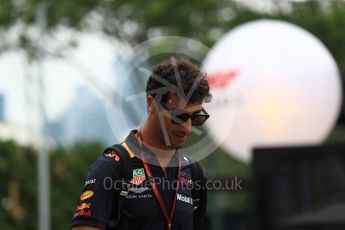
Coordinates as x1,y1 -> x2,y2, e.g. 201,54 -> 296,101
202,19 -> 343,163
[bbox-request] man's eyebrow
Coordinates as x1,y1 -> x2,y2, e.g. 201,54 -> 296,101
185,104 -> 202,112
187,108 -> 202,115
192,109 -> 202,114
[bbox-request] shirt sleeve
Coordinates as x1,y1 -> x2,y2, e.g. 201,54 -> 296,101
71,156 -> 122,229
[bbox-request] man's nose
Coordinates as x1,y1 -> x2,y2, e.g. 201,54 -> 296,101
180,118 -> 192,134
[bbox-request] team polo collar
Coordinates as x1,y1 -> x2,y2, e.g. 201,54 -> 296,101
124,129 -> 182,167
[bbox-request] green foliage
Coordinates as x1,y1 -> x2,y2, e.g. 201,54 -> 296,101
282,1 -> 345,80
0,141 -> 38,229
50,141 -> 104,229
0,0 -> 16,27
0,140 -> 104,230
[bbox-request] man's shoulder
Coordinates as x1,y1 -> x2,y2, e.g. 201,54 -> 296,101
87,145 -> 125,172
179,153 -> 206,178
179,153 -> 192,165
91,143 -> 138,173
179,153 -> 201,167
102,145 -> 123,162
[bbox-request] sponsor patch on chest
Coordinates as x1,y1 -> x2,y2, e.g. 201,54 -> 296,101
177,193 -> 193,205
130,168 -> 146,185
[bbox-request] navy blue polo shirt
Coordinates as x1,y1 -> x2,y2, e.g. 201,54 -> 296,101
71,130 -> 205,230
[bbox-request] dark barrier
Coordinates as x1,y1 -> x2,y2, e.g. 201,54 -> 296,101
253,144 -> 345,230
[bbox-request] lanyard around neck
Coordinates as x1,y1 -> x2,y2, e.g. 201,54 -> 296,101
136,130 -> 181,230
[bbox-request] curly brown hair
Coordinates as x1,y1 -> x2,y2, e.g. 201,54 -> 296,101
146,57 -> 211,104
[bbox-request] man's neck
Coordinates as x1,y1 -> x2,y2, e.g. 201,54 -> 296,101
139,124 -> 176,170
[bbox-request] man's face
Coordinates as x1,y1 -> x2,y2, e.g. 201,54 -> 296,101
155,93 -> 203,149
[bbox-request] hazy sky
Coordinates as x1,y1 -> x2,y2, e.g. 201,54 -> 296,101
0,32 -> 117,128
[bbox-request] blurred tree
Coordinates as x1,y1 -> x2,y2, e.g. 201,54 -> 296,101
286,0 -> 345,125
0,0 -> 234,57
0,141 -> 38,229
1,0 -> 344,94
50,141 -> 104,229
0,140 -> 104,229
1,0 -> 344,60
1,0 -> 344,89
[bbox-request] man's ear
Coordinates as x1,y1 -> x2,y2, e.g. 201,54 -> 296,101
146,95 -> 157,115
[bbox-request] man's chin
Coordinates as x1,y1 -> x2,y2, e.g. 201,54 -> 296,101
163,136 -> 187,149
170,141 -> 185,149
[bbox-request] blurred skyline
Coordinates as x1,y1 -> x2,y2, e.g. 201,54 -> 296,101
0,30 -> 125,146
0,31 -> 116,125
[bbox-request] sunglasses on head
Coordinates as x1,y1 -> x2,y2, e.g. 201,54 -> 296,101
160,102 -> 210,126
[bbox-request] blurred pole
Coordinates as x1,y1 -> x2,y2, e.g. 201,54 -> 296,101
36,1 -> 50,230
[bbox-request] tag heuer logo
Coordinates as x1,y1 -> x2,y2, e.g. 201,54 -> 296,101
131,168 -> 146,185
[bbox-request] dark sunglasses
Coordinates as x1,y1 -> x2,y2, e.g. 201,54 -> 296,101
160,103 -> 210,126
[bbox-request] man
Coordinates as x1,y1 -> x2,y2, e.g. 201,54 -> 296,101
71,57 -> 211,230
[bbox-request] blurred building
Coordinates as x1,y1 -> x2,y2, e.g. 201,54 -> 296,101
45,55 -> 149,147
47,86 -> 117,146
0,33 -> 148,148
0,122 -> 42,147
0,94 -> 42,146
0,94 -> 4,121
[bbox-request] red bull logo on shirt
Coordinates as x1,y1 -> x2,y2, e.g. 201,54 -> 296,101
74,203 -> 92,217
77,203 -> 91,210
180,176 -> 193,185
105,151 -> 120,161
74,209 -> 92,217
